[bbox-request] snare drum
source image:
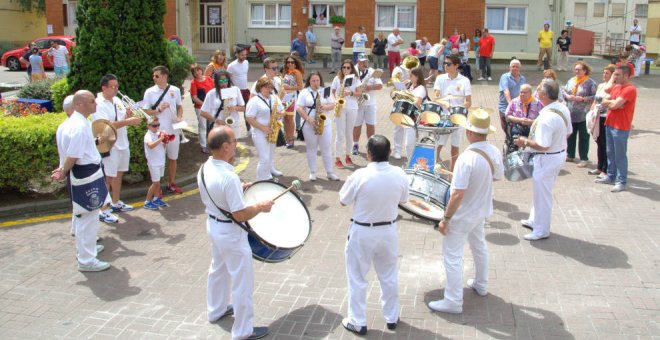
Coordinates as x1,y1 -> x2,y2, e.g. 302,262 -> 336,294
504,150 -> 534,182
390,100 -> 419,128
243,181 -> 311,262
399,169 -> 451,222
449,106 -> 468,115
419,102 -> 443,125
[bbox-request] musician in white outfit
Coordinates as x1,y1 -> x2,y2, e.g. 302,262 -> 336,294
198,125 -> 273,340
433,54 -> 473,170
353,53 -> 383,155
428,109 -> 504,314
404,67 -> 428,160
200,70 -> 245,139
391,62 -> 412,159
245,77 -> 284,181
249,58 -> 283,98
296,71 -> 340,181
331,59 -> 362,169
514,79 -> 571,241
339,135 -> 409,336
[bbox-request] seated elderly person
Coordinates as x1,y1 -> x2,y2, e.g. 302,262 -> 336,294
505,84 -> 544,151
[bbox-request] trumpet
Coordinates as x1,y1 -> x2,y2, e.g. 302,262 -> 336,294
117,91 -> 148,119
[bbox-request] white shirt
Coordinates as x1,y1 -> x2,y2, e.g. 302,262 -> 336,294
62,111 -> 102,165
56,116 -> 71,167
93,94 -> 129,150
429,44 -> 442,58
411,84 -> 427,103
387,33 -> 403,52
245,94 -> 283,138
531,101 -> 572,152
391,66 -> 409,82
629,25 -> 642,43
450,141 -> 504,222
143,130 -> 166,167
198,159 -> 246,217
201,86 -> 245,121
340,162 -> 409,223
142,84 -> 182,134
48,46 -> 68,67
434,73 -> 472,106
351,32 -> 367,53
356,67 -> 383,107
250,75 -> 282,96
331,76 -> 362,110
416,40 -> 432,57
227,59 -> 249,89
296,87 -> 333,125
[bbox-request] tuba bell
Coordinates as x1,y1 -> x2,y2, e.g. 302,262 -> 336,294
402,55 -> 420,70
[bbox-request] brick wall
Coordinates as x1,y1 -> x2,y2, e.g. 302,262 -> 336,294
417,0 -> 441,42
345,0 -> 375,48
45,0 -> 64,36
164,0 -> 177,37
443,0 -> 484,40
290,0 -> 306,40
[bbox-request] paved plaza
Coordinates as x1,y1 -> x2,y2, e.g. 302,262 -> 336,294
0,64 -> 659,339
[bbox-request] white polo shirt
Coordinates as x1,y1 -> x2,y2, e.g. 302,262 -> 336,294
93,94 -> 129,150
411,84 -> 427,103
198,159 -> 247,217
330,76 -> 362,110
201,86 -> 245,119
142,84 -> 182,134
56,116 -> 71,167
339,162 -> 409,223
296,87 -> 334,124
227,59 -> 249,89
391,66 -> 409,82
249,75 -> 282,96
245,94 -> 283,138
387,33 -> 402,52
450,141 -> 504,222
433,73 -> 472,106
62,111 -> 102,165
356,67 -> 383,107
532,101 -> 572,153
48,46 -> 69,67
143,130 -> 166,167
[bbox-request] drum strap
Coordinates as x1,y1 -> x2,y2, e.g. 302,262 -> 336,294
199,164 -> 253,233
468,148 -> 494,175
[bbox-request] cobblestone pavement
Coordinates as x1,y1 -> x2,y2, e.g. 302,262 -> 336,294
0,70 -> 659,339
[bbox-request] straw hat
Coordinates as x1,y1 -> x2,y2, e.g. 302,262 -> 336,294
450,108 -> 496,134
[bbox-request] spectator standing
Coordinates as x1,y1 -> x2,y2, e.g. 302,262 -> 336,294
28,47 -> 46,81
588,64 -> 616,176
190,64 -> 215,153
458,33 -> 470,64
372,32 -> 387,70
562,61 -> 597,167
449,28 -> 460,50
351,25 -> 368,64
48,40 -> 70,77
291,32 -> 307,62
330,26 -> 345,74
205,50 -> 227,77
227,47 -> 251,131
556,30 -> 571,71
477,29 -> 495,81
306,25 -> 318,63
627,18 -> 642,46
537,22 -> 554,71
19,42 -> 37,80
416,37 -> 432,67
387,28 -> 404,74
473,29 -> 482,78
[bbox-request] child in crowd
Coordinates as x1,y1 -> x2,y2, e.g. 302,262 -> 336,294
407,42 -> 420,57
143,118 -> 170,210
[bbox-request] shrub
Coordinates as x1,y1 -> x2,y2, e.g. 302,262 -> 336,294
16,77 -> 57,100
329,16 -> 345,24
50,77 -> 71,112
166,40 -> 195,93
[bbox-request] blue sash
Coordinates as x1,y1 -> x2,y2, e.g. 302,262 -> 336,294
70,163 -> 109,214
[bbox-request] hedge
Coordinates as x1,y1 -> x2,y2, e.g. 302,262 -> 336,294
0,112 -> 148,193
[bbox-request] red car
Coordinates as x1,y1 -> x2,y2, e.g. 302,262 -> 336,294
1,36 -> 75,71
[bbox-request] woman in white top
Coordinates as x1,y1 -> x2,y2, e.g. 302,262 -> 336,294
200,70 -> 245,139
296,71 -> 340,182
245,77 -> 285,181
331,59 -> 362,169
458,33 -> 470,64
399,67 -> 427,160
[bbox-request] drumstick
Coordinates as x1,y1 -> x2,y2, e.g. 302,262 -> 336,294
272,180 -> 302,202
434,164 -> 453,176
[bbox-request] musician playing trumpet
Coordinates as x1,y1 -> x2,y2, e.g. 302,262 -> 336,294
353,53 -> 383,155
200,71 -> 245,139
245,77 -> 285,181
331,59 -> 362,169
296,72 -> 340,182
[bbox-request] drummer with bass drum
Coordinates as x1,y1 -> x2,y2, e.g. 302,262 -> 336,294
433,54 -> 472,171
197,125 -> 273,340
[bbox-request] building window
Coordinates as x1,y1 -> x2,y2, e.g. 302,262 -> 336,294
486,6 -> 527,34
574,3 -> 587,17
310,4 -> 344,25
635,4 -> 648,18
250,3 -> 290,27
611,3 -> 624,17
593,3 -> 605,18
376,5 -> 416,30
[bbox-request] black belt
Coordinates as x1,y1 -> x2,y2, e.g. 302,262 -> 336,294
209,214 -> 232,223
351,219 -> 396,227
533,149 -> 565,155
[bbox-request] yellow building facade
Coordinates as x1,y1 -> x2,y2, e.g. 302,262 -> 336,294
0,2 -> 47,52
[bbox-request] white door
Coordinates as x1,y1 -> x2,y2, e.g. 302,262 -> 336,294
199,2 -> 226,50
64,1 -> 78,37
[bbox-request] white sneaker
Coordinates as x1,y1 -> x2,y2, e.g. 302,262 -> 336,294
393,152 -> 402,160
270,168 -> 283,177
309,173 -> 317,181
520,219 -> 532,229
96,244 -> 104,254
78,259 -> 110,272
477,77 -> 485,81
523,232 -> 549,241
327,173 -> 340,181
99,210 -> 119,223
611,183 -> 626,192
487,76 -> 493,81
428,299 -> 462,314
467,279 -> 487,296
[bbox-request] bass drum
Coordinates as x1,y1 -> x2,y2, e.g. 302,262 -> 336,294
243,181 -> 311,262
389,99 -> 419,128
399,169 -> 451,222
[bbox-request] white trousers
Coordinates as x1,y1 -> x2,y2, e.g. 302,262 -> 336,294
334,108 -> 357,157
528,152 -> 564,238
206,219 -> 254,340
442,218 -> 488,305
194,108 -> 208,147
302,121 -> 334,175
345,223 -> 400,327
75,209 -> 100,265
393,125 -> 416,158
251,133 -> 275,181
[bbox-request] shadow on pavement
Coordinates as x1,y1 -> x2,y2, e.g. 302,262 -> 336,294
98,236 -> 146,261
424,290 -> 574,339
626,178 -> 660,202
486,232 -> 520,246
77,266 -> 141,301
531,233 -> 631,269
108,215 -> 186,246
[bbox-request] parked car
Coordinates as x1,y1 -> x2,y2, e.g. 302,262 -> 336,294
1,36 -> 75,71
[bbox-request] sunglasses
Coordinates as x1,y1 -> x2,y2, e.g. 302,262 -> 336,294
286,61 -> 295,64
109,85 -> 119,89
217,78 -> 229,83
150,124 -> 160,127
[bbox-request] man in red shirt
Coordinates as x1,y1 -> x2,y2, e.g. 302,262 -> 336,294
190,64 -> 215,153
596,63 -> 637,192
477,28 -> 496,81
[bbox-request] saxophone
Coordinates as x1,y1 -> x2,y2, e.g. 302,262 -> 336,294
221,97 -> 234,125
334,78 -> 346,118
314,89 -> 326,135
267,96 -> 283,144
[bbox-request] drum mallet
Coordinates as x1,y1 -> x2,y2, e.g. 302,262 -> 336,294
434,164 -> 453,176
271,180 -> 302,202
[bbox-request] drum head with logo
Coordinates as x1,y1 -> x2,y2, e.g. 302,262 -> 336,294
399,169 -> 451,222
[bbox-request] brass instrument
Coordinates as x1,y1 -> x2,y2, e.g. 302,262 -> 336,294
357,68 -> 383,106
390,89 -> 417,102
117,91 -> 148,119
267,96 -> 284,144
314,89 -> 326,135
387,56 -> 419,87
220,97 -> 235,125
334,78 -> 346,118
